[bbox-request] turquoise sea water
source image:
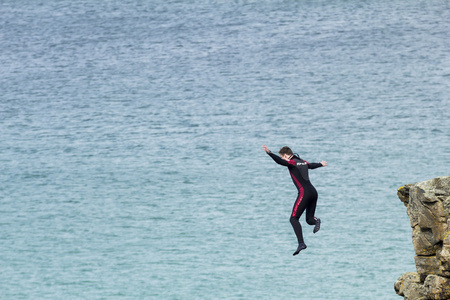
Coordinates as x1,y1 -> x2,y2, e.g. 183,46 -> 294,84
1,0 -> 449,299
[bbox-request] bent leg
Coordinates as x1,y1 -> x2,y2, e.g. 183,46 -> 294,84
305,191 -> 318,226
305,193 -> 321,233
305,198 -> 317,226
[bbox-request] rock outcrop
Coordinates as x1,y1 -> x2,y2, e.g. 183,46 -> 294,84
395,176 -> 450,300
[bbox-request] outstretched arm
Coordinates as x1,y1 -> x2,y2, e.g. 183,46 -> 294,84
308,161 -> 328,169
262,145 -> 291,166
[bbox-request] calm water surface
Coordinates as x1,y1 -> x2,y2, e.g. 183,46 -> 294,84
1,0 -> 449,299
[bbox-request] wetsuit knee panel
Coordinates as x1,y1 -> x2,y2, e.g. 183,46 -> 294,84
290,216 -> 299,223
306,218 -> 316,225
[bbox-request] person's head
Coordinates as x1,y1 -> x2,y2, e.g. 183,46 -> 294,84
279,146 -> 294,161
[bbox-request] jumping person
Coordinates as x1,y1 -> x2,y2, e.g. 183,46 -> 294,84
262,145 -> 328,256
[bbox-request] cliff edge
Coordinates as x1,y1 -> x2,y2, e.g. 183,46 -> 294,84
395,176 -> 450,300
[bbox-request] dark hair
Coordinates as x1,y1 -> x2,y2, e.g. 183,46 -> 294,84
278,146 -> 293,156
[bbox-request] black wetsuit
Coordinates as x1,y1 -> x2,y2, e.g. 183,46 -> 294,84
267,152 -> 323,245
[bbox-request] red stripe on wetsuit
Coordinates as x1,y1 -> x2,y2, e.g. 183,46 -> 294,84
288,160 -> 305,217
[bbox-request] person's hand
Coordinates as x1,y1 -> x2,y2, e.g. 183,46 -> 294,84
262,145 -> 271,153
321,161 -> 328,166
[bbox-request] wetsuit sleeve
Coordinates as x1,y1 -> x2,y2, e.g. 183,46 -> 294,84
307,162 -> 323,169
267,152 -> 291,167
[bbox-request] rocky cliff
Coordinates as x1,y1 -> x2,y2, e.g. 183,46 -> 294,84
395,176 -> 450,300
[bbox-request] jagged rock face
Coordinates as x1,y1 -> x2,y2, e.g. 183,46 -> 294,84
395,176 -> 450,300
